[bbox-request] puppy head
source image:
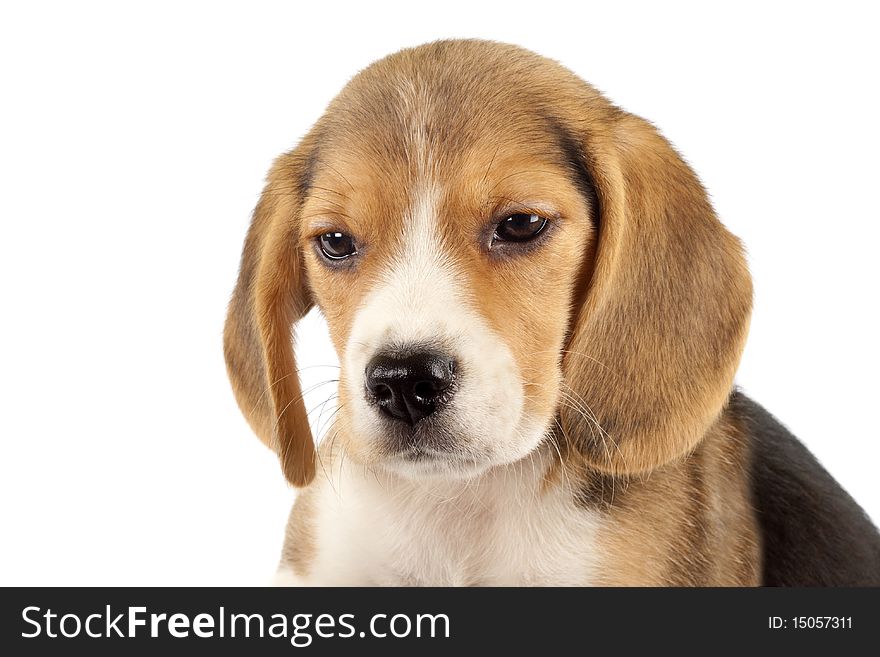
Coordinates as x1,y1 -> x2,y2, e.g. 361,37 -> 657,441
224,40 -> 752,486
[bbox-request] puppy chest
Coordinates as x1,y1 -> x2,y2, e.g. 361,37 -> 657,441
353,485 -> 604,586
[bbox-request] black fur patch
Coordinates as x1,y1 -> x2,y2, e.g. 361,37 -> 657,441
730,391 -> 880,586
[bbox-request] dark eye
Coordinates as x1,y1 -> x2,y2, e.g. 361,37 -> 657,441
493,213 -> 547,243
318,232 -> 357,260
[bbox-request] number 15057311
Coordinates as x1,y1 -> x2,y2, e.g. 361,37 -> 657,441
769,616 -> 852,630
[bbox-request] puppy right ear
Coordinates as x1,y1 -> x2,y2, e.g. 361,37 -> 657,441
223,146 -> 317,487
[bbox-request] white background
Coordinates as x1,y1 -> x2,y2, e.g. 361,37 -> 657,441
1,1 -> 877,585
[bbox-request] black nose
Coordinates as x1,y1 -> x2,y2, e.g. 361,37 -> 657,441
365,351 -> 457,426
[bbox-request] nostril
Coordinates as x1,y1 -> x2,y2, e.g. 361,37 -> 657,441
373,382 -> 393,402
413,380 -> 438,401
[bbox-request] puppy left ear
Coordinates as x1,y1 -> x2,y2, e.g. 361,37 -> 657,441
223,145 -> 317,487
560,112 -> 753,476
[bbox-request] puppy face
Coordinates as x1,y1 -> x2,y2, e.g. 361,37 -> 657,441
224,40 -> 752,488
298,100 -> 595,478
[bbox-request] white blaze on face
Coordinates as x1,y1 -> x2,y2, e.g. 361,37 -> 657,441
342,181 -> 545,476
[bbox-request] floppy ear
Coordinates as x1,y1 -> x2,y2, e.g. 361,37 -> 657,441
560,112 -> 753,476
223,146 -> 317,487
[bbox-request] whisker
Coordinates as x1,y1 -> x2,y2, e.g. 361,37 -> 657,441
298,211 -> 355,222
305,194 -> 349,211
273,379 -> 339,434
547,422 -> 572,493
250,366 -> 340,416
486,169 -> 550,196
525,348 -> 617,376
316,429 -> 340,497
480,145 -> 501,189
559,383 -> 628,474
324,163 -> 355,192
309,185 -> 351,201
315,404 -> 343,444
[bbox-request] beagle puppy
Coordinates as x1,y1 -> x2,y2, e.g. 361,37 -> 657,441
224,40 -> 880,586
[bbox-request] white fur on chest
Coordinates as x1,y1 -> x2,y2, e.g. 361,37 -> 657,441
279,452 -> 604,586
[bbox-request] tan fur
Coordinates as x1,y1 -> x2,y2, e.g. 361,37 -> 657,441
280,473 -> 319,574
224,40 -> 759,585
562,410 -> 761,585
223,139 -> 319,486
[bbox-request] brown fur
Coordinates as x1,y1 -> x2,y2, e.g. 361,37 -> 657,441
563,410 -> 761,585
224,40 -> 760,584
